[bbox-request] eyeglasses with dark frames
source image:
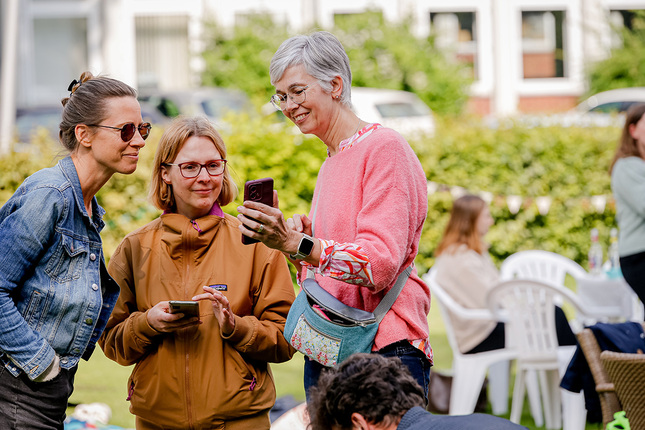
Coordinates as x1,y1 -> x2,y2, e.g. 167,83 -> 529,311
89,122 -> 152,141
164,160 -> 227,178
270,85 -> 310,111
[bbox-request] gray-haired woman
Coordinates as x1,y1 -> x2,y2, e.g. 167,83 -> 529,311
0,71 -> 149,429
237,31 -> 432,400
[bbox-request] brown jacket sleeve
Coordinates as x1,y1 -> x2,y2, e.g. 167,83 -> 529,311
99,238 -> 164,366
223,247 -> 296,363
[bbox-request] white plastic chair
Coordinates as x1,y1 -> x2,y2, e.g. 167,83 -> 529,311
424,268 -> 516,415
500,250 -> 589,430
487,279 -> 592,430
500,250 -> 588,286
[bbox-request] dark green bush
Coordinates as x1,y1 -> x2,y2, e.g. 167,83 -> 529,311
0,115 -> 620,276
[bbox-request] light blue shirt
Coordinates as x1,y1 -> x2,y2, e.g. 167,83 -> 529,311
0,156 -> 119,380
611,156 -> 645,257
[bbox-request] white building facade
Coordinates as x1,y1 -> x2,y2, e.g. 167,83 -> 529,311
1,0 -> 644,149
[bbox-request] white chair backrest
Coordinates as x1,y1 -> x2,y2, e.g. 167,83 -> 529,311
423,268 -> 493,355
486,279 -> 586,360
500,250 -> 587,286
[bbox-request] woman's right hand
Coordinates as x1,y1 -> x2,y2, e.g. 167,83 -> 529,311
286,213 -> 312,236
146,301 -> 201,333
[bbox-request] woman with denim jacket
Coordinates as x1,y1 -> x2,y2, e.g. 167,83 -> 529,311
0,71 -> 149,429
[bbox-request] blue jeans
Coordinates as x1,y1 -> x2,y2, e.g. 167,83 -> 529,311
0,365 -> 77,429
304,340 -> 431,403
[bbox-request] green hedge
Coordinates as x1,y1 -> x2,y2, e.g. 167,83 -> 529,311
0,115 -> 620,276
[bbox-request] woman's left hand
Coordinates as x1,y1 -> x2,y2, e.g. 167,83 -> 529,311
192,286 -> 235,336
237,190 -> 299,254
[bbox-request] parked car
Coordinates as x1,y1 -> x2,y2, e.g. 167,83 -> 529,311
263,87 -> 436,138
15,105 -> 63,143
350,87 -> 435,138
575,87 -> 645,114
138,87 -> 253,128
14,100 -> 166,145
487,87 -> 645,130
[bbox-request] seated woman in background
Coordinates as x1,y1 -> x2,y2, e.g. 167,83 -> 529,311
433,194 -> 576,354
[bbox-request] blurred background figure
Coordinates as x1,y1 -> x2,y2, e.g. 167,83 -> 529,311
610,103 -> 645,314
99,116 -> 295,430
433,194 -> 577,354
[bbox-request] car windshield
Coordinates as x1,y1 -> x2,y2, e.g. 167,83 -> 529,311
201,95 -> 249,119
375,101 -> 429,118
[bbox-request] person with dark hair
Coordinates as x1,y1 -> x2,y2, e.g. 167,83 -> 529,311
0,71 -> 149,429
433,194 -> 576,354
99,116 -> 295,430
610,103 -> 645,311
238,30 -> 431,399
307,353 -> 528,430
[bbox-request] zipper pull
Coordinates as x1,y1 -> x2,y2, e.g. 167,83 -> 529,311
190,219 -> 203,233
126,381 -> 134,401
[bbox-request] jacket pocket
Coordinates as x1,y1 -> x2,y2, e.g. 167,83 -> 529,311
23,290 -> 46,326
45,233 -> 88,283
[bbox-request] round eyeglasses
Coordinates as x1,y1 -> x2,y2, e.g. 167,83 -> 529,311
270,85 -> 309,111
89,122 -> 152,141
164,160 -> 227,178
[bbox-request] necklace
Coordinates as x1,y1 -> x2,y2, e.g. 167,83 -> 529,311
352,117 -> 362,136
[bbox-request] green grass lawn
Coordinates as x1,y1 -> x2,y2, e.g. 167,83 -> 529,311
69,303 -> 598,429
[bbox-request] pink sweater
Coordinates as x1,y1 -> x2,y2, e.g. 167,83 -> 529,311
310,127 -> 430,351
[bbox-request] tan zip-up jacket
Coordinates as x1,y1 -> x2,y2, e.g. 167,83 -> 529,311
99,213 -> 295,429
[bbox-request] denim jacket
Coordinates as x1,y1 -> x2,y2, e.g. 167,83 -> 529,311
0,156 -> 119,380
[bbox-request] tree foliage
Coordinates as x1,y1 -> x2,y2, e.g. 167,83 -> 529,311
200,13 -> 471,115
588,11 -> 645,95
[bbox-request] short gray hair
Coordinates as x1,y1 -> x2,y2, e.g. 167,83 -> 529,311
270,31 -> 352,106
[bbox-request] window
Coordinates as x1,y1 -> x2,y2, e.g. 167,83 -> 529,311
34,18 -> 88,89
521,10 -> 566,79
430,12 -> 477,79
609,10 -> 645,48
136,16 -> 190,90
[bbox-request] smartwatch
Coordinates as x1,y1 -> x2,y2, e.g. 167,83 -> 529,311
290,234 -> 315,260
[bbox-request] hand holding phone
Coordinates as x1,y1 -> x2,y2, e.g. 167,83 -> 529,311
241,178 -> 274,245
168,300 -> 200,318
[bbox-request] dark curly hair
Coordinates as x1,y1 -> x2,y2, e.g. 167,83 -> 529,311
307,354 -> 425,430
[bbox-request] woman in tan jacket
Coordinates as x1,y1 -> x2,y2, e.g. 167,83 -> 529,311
99,116 -> 295,430
433,195 -> 575,354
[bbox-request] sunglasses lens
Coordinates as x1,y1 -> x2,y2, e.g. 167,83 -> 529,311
120,123 -> 136,141
140,123 -> 151,140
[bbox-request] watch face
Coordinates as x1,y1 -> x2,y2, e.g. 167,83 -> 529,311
300,236 -> 314,256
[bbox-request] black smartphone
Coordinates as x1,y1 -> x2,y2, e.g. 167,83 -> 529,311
241,178 -> 274,245
168,300 -> 200,318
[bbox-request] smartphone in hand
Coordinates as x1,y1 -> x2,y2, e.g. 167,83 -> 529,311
168,300 -> 200,318
241,178 -> 274,245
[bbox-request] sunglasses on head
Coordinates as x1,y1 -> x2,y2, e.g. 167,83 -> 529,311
89,122 -> 152,141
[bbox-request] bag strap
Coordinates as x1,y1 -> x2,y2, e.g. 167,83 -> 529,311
373,265 -> 412,323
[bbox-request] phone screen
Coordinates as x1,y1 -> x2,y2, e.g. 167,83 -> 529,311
168,300 -> 200,317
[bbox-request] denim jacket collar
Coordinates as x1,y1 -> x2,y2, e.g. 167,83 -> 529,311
58,156 -> 106,231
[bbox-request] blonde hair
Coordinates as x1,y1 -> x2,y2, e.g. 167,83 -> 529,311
435,195 -> 487,256
149,116 -> 238,211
